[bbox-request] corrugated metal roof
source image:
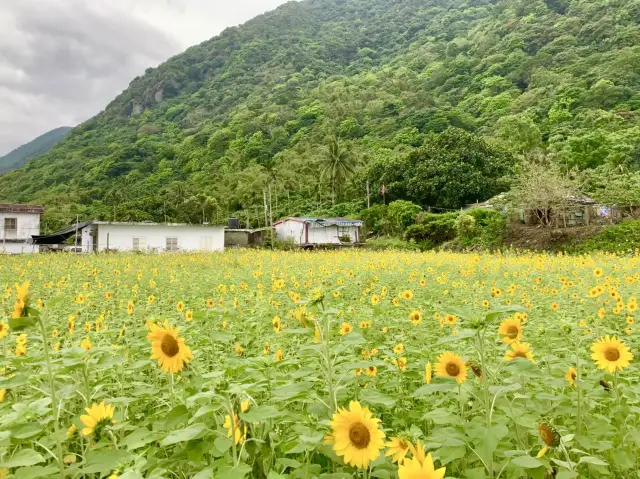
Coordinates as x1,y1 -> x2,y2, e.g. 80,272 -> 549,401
276,217 -> 363,227
0,203 -> 44,214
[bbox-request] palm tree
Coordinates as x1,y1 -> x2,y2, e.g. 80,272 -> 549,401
319,136 -> 357,204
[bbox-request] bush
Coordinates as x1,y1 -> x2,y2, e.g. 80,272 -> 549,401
405,212 -> 458,244
360,204 -> 390,236
570,220 -> 640,254
387,200 -> 422,233
365,236 -> 419,251
455,214 -> 477,239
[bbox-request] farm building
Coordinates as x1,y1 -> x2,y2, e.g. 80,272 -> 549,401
34,221 -> 225,253
0,203 -> 44,254
225,227 -> 272,248
274,217 -> 363,246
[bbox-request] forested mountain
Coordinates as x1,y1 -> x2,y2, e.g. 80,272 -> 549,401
0,0 -> 638,229
0,127 -> 72,175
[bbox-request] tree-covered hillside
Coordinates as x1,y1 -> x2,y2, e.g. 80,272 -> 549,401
0,0 -> 638,229
0,127 -> 72,175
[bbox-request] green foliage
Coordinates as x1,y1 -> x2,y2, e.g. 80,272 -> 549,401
360,205 -> 389,236
364,236 -> 418,251
570,220 -> 640,254
1,0 -> 639,226
386,200 -> 422,233
405,212 -> 459,245
455,214 -> 477,239
369,129 -> 514,209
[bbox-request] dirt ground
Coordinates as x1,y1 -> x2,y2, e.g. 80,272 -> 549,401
505,224 -> 607,251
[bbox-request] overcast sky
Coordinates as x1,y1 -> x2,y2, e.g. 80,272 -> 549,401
0,0 -> 292,156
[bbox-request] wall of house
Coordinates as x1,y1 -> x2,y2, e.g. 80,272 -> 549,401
90,225 -> 224,252
275,220 -> 306,244
225,231 -> 250,247
0,212 -> 40,241
308,225 -> 359,244
0,242 -> 39,254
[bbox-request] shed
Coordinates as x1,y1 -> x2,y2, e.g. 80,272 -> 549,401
274,217 -> 363,246
225,227 -> 272,248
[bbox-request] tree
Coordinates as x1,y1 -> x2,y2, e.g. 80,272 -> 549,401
368,129 -> 514,209
502,161 -> 582,233
318,136 -> 358,204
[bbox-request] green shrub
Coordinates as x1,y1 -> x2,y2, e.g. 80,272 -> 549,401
387,200 -> 422,232
365,236 -> 419,251
405,212 -> 458,244
570,220 -> 640,254
455,214 -> 477,239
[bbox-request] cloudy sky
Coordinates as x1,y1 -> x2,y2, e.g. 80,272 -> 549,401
0,0 -> 292,156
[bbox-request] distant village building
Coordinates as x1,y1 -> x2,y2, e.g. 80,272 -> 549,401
33,221 -> 225,253
0,203 -> 44,254
274,217 -> 363,247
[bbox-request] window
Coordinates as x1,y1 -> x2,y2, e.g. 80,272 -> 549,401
200,236 -> 213,251
166,237 -> 178,252
4,218 -> 17,232
337,226 -> 352,243
132,237 -> 147,251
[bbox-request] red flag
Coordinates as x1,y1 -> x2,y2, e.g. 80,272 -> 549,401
380,184 -> 386,196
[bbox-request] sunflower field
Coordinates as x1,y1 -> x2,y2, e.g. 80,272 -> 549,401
0,250 -> 639,479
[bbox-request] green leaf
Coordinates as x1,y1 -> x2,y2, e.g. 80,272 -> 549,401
445,306 -> 473,319
82,450 -> 134,474
578,456 -> 608,466
119,472 -> 145,479
412,383 -> 456,396
240,405 -> 282,422
0,449 -> 45,468
120,427 -> 162,450
14,466 -> 58,479
511,456 -> 543,468
272,382 -> 314,400
435,329 -> 476,345
8,316 -> 38,331
215,464 -> 252,479
193,467 -> 214,479
359,389 -> 397,407
160,423 -> 208,446
556,471 -> 578,479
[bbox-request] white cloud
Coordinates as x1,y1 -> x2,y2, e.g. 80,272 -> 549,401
0,0 -> 292,156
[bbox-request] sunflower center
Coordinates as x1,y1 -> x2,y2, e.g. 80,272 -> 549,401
514,350 -> 528,359
604,347 -> 620,362
446,362 -> 460,376
570,372 -> 576,380
160,334 -> 180,357
348,422 -> 371,449
506,325 -> 519,338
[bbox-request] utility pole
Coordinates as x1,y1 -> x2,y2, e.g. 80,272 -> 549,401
263,189 -> 269,227
268,182 -> 274,249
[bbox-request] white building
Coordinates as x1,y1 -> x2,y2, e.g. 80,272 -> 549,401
274,217 -> 363,246
0,203 -> 44,254
79,222 -> 225,253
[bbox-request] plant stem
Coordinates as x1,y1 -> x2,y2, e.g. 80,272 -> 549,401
38,317 -> 64,478
324,314 -> 336,414
478,329 -> 493,479
575,338 -> 582,434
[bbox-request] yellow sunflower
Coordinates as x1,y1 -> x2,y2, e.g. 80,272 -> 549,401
424,362 -> 432,384
435,352 -> 467,384
498,317 -> 523,344
393,343 -> 404,355
590,336 -> 633,373
385,437 -> 410,464
409,311 -> 422,326
329,401 -> 385,469
0,321 -> 8,340
80,401 -> 115,438
275,349 -> 284,361
504,342 -> 535,363
565,367 -> 577,386
272,315 -> 281,333
147,321 -> 193,373
340,323 -> 353,336
398,452 -> 446,479
223,413 -> 244,445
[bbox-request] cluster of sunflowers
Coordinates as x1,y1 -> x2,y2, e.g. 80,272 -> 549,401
0,249 -> 638,478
